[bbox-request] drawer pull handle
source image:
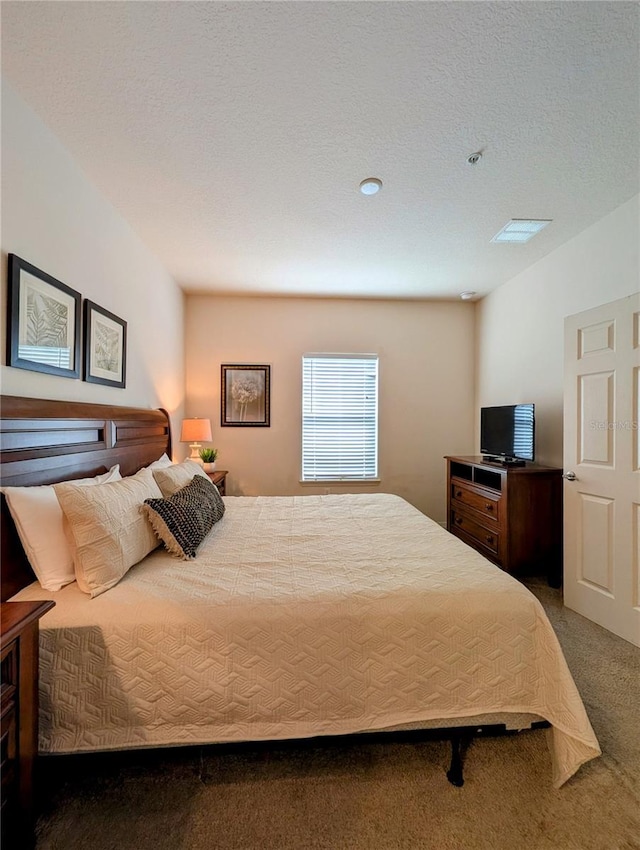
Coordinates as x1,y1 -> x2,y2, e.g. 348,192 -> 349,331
485,503 -> 493,511
455,490 -> 462,498
486,535 -> 494,545
455,517 -> 463,525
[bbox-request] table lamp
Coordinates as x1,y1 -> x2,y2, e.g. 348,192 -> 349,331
180,418 -> 213,461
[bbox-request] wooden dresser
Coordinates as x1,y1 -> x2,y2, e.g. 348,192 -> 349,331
1,600 -> 55,848
445,456 -> 563,585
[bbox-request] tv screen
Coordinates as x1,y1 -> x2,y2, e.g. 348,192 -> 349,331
480,404 -> 535,462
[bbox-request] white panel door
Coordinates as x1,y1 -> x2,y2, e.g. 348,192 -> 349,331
564,293 -> 640,646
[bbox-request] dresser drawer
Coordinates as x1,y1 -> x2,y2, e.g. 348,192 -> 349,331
451,480 -> 501,523
0,642 -> 17,711
450,510 -> 500,556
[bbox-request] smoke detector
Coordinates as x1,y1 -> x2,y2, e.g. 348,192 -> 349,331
359,178 -> 383,195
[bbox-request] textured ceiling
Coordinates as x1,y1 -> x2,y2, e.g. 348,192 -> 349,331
2,1 -> 639,299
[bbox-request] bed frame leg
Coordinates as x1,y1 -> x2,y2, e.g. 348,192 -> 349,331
446,735 -> 464,787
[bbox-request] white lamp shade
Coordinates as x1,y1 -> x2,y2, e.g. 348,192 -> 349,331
180,418 -> 212,443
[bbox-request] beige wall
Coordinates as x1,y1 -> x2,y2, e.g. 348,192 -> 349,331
0,82 -> 185,434
185,295 -> 475,522
476,195 -> 639,467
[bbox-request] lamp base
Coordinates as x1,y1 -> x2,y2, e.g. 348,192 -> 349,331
189,443 -> 204,464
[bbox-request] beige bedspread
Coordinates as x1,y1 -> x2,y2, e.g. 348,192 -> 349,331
13,493 -> 600,786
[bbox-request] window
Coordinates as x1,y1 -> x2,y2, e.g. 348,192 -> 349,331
302,354 -> 378,481
513,403 -> 535,460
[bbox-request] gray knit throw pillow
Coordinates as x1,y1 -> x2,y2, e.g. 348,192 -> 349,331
142,474 -> 225,559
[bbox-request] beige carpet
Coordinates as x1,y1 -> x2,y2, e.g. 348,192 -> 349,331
35,580 -> 640,850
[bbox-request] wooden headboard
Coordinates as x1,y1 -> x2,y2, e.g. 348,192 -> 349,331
0,395 -> 172,601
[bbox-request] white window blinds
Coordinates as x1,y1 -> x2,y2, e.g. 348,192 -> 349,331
513,403 -> 535,459
302,354 -> 378,481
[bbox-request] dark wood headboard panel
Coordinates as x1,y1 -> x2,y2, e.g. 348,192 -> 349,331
0,395 -> 172,600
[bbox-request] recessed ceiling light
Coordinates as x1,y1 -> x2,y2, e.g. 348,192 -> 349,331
359,178 -> 382,195
460,291 -> 477,300
491,219 -> 552,243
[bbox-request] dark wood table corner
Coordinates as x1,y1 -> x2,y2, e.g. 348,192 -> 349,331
206,469 -> 228,496
1,599 -> 55,849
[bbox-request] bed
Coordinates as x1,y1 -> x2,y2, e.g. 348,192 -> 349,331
0,395 -> 601,788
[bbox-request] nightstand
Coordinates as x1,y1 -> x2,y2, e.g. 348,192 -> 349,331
206,469 -> 228,496
1,600 -> 55,848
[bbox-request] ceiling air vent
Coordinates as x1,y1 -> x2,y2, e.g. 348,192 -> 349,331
491,219 -> 552,243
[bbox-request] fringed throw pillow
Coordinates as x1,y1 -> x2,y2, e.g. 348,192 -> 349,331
142,474 -> 225,559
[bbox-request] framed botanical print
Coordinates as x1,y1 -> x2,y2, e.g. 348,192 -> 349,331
221,364 -> 270,426
7,254 -> 81,378
83,300 -> 127,388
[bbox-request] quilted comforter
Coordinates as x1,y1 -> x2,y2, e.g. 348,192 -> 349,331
13,493 -> 600,786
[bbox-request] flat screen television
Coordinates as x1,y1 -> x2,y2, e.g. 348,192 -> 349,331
480,404 -> 535,463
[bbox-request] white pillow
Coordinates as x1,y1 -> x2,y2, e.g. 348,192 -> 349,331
3,465 -> 121,592
147,453 -> 174,470
54,467 -> 162,598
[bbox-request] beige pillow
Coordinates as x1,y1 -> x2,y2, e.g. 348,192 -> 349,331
54,468 -> 163,598
152,459 -> 208,498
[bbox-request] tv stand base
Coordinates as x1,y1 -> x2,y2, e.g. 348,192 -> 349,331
482,456 -> 526,467
446,456 -> 563,584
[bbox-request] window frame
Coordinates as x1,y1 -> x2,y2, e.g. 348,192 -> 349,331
301,353 -> 379,483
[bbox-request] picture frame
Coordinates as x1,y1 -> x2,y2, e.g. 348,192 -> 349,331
7,254 -> 81,379
221,364 -> 270,426
83,300 -> 127,388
